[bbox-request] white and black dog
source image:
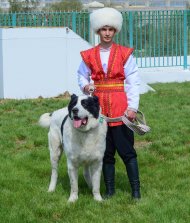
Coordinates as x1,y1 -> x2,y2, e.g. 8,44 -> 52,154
39,94 -> 107,202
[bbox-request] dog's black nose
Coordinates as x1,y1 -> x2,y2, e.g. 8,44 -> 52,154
72,107 -> 79,115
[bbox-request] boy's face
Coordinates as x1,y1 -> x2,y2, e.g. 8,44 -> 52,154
98,26 -> 116,44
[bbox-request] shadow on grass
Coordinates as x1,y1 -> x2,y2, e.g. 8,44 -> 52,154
56,169 -> 133,196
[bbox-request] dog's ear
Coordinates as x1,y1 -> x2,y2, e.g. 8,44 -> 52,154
70,94 -> 77,100
68,94 -> 78,117
93,95 -> 99,104
93,96 -> 100,114
69,94 -> 78,105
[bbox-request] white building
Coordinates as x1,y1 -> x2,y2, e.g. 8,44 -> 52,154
0,0 -> 189,11
0,0 -> 9,10
83,0 -> 189,7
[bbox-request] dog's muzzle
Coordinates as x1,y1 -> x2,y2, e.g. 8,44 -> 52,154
72,108 -> 88,128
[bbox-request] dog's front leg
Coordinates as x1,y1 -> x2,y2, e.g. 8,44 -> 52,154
90,161 -> 103,201
67,161 -> 78,202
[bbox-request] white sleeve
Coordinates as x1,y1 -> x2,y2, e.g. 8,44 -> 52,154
124,55 -> 140,111
77,60 -> 91,92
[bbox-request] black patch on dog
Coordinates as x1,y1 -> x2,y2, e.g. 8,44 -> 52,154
68,94 -> 78,118
81,96 -> 100,119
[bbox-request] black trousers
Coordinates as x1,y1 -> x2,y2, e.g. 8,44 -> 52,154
103,124 -> 137,165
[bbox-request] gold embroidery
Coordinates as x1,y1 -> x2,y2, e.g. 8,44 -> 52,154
107,43 -> 118,78
123,47 -> 134,65
96,84 -> 123,87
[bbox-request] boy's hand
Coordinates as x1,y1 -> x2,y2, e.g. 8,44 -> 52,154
84,84 -> 95,95
125,109 -> 137,122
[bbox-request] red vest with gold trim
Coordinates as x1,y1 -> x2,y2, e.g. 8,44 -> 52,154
80,43 -> 134,126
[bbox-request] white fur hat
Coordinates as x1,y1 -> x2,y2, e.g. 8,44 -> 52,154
90,7 -> 123,33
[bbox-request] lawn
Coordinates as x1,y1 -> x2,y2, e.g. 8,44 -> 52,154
0,82 -> 190,223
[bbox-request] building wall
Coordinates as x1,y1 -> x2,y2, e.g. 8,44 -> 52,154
0,0 -> 9,10
0,28 -> 3,98
0,27 -> 92,99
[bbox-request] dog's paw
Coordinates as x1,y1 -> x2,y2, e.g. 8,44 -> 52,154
93,193 -> 103,202
48,180 -> 57,192
48,185 -> 56,192
68,193 -> 78,203
48,188 -> 55,193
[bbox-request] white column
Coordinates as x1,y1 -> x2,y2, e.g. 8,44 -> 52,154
145,0 -> 150,7
124,1 -> 129,7
166,0 -> 171,7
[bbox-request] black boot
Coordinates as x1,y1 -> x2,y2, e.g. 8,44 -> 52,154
126,158 -> 141,199
103,163 -> 115,198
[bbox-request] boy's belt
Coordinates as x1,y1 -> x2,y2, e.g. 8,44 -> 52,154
94,80 -> 124,92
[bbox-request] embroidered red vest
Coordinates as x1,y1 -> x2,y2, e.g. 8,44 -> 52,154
80,43 -> 134,126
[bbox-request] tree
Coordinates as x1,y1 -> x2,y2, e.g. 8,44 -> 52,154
9,0 -> 39,12
9,0 -> 22,12
47,0 -> 83,12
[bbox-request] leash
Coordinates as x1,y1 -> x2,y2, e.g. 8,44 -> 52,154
87,85 -> 150,135
101,111 -> 151,136
61,114 -> 68,136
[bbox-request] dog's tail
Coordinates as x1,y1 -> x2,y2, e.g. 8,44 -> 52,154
38,113 -> 52,128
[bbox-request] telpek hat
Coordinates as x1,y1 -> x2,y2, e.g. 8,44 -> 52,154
90,7 -> 123,33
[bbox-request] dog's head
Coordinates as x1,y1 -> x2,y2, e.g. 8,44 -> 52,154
68,94 -> 100,131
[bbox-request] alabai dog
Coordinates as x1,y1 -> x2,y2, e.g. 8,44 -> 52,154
39,94 -> 107,202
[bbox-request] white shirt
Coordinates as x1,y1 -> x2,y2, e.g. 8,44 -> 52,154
77,47 -> 140,111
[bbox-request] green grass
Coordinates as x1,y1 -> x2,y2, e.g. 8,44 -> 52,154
0,82 -> 190,223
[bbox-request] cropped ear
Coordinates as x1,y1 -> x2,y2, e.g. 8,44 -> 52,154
93,95 -> 99,104
69,94 -> 78,105
68,94 -> 78,117
71,94 -> 77,100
